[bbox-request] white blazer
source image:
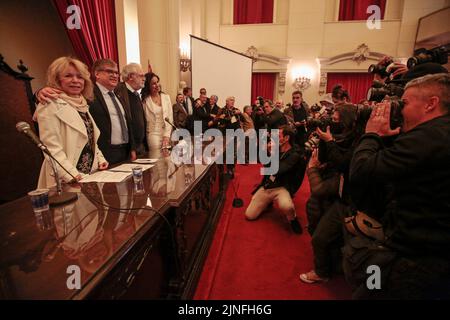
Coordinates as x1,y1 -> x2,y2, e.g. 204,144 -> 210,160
36,98 -> 106,188
143,93 -> 173,138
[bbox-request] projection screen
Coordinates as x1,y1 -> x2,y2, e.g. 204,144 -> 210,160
191,35 -> 253,110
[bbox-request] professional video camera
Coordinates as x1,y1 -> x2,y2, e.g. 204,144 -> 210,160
407,45 -> 449,69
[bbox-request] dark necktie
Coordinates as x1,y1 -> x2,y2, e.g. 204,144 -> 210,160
108,91 -> 128,143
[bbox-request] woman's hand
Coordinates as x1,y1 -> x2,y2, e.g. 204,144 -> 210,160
316,126 -> 333,142
130,150 -> 137,161
98,162 -> 109,170
308,148 -> 321,169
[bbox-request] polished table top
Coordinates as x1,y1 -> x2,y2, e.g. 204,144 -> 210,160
0,152 -> 214,299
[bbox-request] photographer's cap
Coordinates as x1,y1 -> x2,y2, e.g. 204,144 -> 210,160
320,93 -> 334,105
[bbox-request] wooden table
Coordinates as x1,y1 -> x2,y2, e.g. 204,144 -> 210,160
0,154 -> 226,299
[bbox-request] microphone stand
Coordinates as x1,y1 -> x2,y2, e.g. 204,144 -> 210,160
48,157 -> 78,206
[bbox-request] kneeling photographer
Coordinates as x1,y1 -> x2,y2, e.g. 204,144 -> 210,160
300,105 -> 360,284
346,73 -> 450,299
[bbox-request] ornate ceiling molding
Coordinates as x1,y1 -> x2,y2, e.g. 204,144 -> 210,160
244,46 -> 290,67
319,43 -> 385,67
245,46 -> 291,96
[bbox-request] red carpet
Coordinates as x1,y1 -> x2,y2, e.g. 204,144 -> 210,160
194,164 -> 352,300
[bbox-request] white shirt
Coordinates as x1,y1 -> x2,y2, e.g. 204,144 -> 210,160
96,83 -> 128,145
185,96 -> 193,115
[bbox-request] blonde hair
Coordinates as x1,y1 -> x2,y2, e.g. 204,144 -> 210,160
46,57 -> 93,100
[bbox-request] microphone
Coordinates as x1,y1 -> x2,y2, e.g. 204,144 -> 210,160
164,117 -> 177,131
16,122 -> 50,155
16,121 -> 77,206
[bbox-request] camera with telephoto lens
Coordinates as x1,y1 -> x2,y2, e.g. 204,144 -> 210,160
407,46 -> 449,69
366,80 -> 405,103
356,97 -> 404,131
368,58 -> 394,79
304,117 -> 332,152
310,104 -> 322,113
304,132 -> 321,152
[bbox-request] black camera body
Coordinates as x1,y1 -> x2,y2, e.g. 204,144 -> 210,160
407,46 -> 449,69
366,80 -> 405,103
304,117 -> 332,153
310,103 -> 322,113
368,58 -> 394,78
356,98 -> 404,131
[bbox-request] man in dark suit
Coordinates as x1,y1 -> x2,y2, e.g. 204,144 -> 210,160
193,95 -> 210,133
115,63 -> 147,157
263,100 -> 287,130
89,59 -> 136,164
172,93 -> 188,129
183,87 -> 195,133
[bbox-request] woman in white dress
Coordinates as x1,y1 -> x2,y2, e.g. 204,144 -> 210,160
141,73 -> 173,158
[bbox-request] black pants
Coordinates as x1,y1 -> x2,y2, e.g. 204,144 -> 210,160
312,200 -> 348,278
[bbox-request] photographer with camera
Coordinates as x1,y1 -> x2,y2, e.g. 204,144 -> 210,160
346,73 -> 450,299
216,96 -> 242,178
299,104 -> 360,284
245,125 -> 306,234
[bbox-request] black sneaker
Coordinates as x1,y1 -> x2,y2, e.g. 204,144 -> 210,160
290,219 -> 303,234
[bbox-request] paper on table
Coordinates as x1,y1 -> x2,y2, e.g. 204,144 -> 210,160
132,158 -> 158,164
146,196 -> 152,207
110,163 -> 154,172
79,170 -> 132,183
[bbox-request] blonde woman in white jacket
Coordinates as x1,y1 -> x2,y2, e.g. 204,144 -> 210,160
36,57 -> 108,189
141,72 -> 173,158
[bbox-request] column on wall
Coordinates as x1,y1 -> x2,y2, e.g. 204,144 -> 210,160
137,0 -> 180,98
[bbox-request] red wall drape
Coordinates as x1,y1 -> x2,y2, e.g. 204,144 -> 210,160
252,73 -> 276,103
339,0 -> 386,21
326,73 -> 373,104
53,0 -> 119,71
234,0 -> 274,24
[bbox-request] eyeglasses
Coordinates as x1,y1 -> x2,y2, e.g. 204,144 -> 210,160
99,69 -> 119,76
132,73 -> 145,78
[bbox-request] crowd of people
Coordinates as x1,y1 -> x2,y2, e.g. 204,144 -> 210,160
33,55 -> 449,299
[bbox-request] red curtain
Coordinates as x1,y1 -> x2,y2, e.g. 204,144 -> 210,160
326,73 -> 373,104
252,73 -> 276,103
234,0 -> 274,24
53,0 -> 119,71
339,0 -> 386,21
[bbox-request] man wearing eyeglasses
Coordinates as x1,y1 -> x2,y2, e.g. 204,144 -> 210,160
35,59 -> 137,165
115,63 -> 147,157
89,59 -> 136,164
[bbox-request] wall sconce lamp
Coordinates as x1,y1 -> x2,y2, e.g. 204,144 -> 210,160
180,43 -> 191,72
293,76 -> 311,91
292,66 -> 314,91
180,58 -> 191,72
